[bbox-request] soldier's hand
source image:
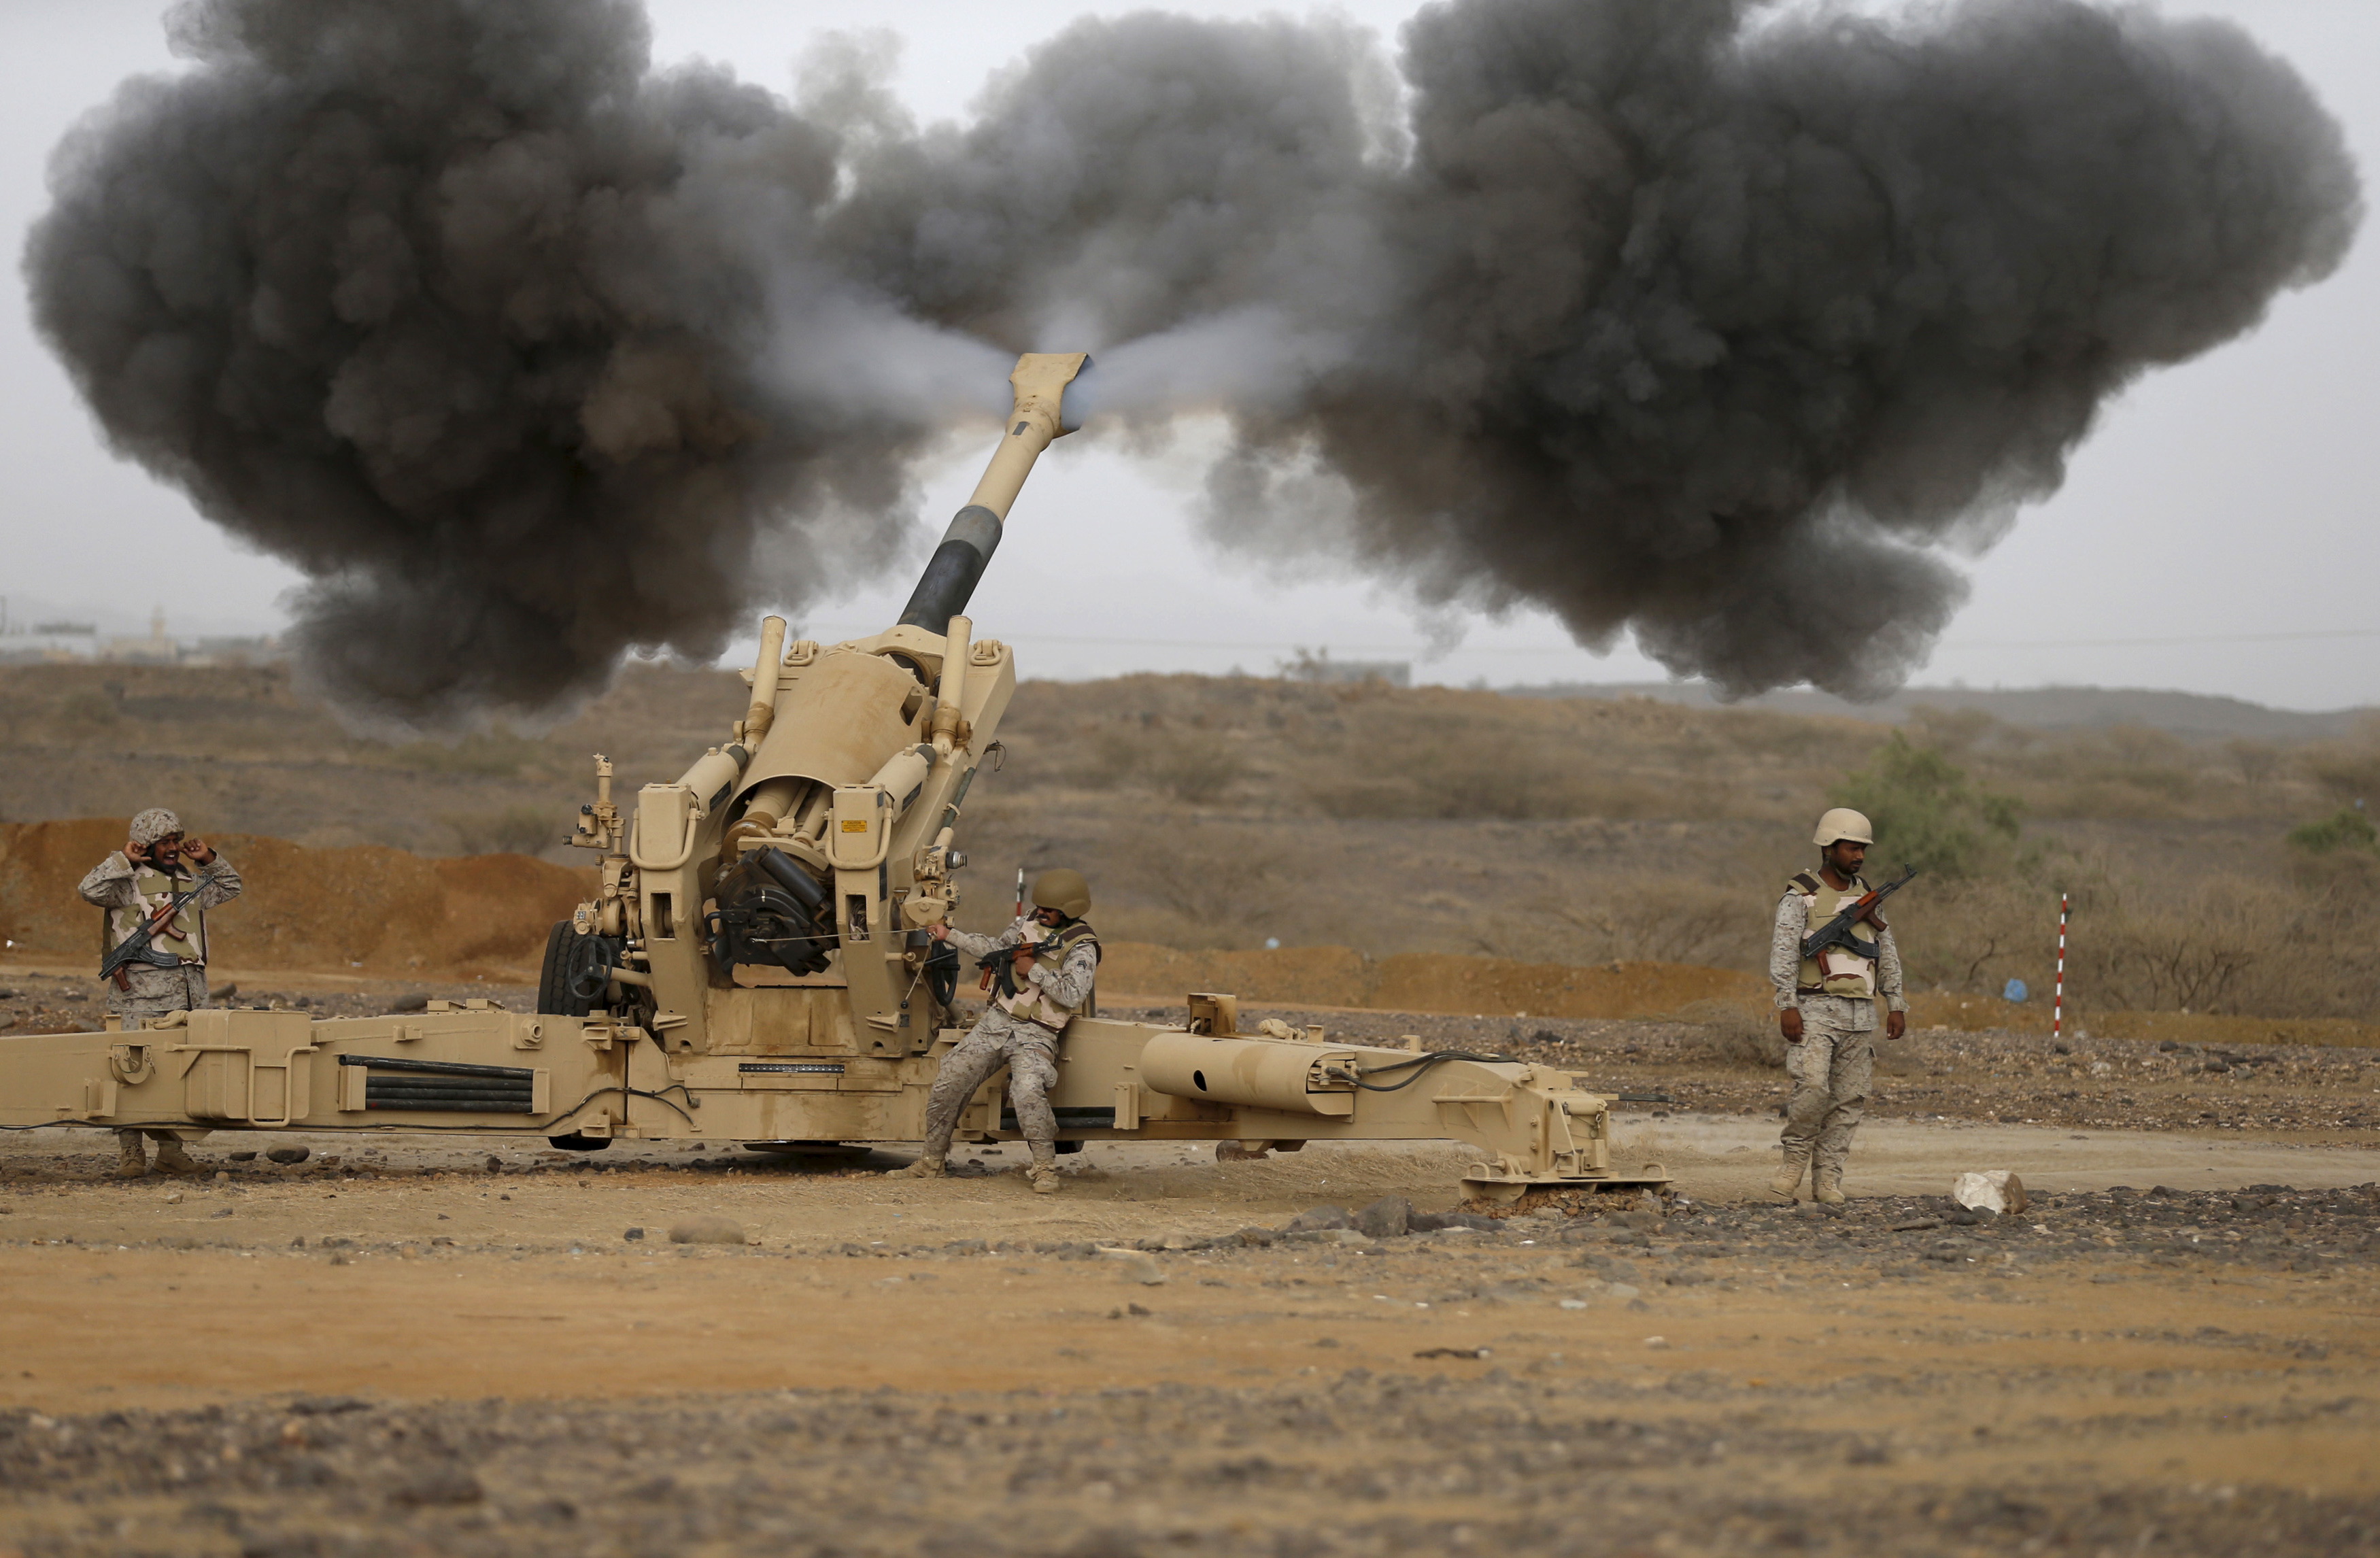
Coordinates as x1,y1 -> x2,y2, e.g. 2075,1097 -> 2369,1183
927,921 -> 949,942
1886,1010 -> 1906,1041
1779,1007 -> 1803,1044
1013,950 -> 1036,975
122,839 -> 149,866
182,837 -> 215,866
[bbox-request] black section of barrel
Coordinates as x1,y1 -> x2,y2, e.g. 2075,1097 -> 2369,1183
897,505 -> 1002,628
339,1054 -> 532,1081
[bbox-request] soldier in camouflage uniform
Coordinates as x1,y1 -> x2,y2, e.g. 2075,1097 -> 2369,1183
78,808 -> 243,1178
898,869 -> 1100,1194
1769,809 -> 1905,1205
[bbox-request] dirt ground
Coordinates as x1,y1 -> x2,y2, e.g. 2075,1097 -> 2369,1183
3,974 -> 2378,1555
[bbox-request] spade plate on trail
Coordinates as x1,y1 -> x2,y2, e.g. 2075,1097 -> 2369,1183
1461,1164 -> 1673,1204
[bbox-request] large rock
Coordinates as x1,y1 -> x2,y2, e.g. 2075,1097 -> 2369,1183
1354,1196 -> 1413,1239
1410,1210 -> 1500,1234
1098,1247 -> 1167,1285
1952,1170 -> 2028,1216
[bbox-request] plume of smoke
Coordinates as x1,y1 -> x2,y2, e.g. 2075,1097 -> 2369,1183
1214,0 -> 2364,696
25,0 -> 2361,717
24,0 -> 993,723
771,0 -> 2366,699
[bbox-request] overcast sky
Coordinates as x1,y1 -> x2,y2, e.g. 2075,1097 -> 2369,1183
1,0 -> 2371,709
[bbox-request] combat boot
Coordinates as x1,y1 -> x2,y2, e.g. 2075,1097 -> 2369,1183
151,1136 -> 198,1175
114,1130 -> 149,1179
891,1155 -> 945,1179
1768,1145 -> 1811,1201
1811,1168 -> 1846,1206
1026,1159 -> 1063,1195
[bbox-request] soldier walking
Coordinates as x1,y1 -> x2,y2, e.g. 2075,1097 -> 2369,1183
78,808 -> 243,1178
898,869 -> 1100,1193
1770,808 -> 1905,1205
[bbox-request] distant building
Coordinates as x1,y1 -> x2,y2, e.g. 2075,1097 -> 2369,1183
102,606 -> 181,664
1278,647 -> 1411,688
0,600 -> 284,667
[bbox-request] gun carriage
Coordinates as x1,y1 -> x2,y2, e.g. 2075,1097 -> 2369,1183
0,354 -> 1665,1200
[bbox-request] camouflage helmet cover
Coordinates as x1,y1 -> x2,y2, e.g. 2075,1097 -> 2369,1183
129,808 -> 183,846
1030,868 -> 1091,919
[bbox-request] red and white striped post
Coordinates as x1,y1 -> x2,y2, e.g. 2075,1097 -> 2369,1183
2053,892 -> 2069,1043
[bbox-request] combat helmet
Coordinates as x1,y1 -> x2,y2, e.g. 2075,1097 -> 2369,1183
1812,808 -> 1874,847
1030,868 -> 1091,919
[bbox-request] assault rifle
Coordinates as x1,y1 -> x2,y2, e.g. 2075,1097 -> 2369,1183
99,879 -> 209,992
1799,864 -> 1919,962
976,937 -> 1042,998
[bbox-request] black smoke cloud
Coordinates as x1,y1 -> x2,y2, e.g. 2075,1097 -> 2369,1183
26,0 -> 1000,719
27,0 -> 2360,717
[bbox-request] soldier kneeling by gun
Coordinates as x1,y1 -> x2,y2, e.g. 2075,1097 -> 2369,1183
77,807 -> 243,1179
898,870 -> 1101,1194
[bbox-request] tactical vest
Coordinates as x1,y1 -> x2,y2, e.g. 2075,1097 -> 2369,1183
996,919 -> 1100,1029
1789,870 -> 1878,999
101,861 -> 209,968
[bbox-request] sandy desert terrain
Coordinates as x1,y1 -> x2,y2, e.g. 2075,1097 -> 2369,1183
5,662 -> 2376,1553
3,976 -> 2374,1557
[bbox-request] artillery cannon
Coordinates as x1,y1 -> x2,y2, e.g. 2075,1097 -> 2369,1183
0,354 -> 1664,1201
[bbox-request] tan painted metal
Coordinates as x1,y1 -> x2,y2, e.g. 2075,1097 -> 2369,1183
0,351 -> 1664,1201
741,614 -> 788,744
962,352 -> 1089,520
931,614 -> 972,758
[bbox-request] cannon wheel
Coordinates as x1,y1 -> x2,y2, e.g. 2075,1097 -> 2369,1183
537,921 -> 593,1018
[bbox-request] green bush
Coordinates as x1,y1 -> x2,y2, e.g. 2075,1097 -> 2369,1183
1831,732 -> 2022,879
2286,807 -> 2377,856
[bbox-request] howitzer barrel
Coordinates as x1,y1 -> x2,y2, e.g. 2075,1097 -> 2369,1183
898,352 -> 1091,629
743,615 -> 788,743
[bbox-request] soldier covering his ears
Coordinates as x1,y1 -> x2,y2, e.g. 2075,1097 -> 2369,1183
898,869 -> 1100,1193
77,807 -> 243,1178
1769,808 -> 1906,1205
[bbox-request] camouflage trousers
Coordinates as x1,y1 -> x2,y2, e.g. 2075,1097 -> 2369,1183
106,964 -> 208,1019
919,1010 -> 1061,1161
1780,1008 -> 1874,1180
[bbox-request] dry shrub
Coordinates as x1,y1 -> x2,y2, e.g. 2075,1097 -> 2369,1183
1061,724 -> 1242,803
1295,705 -> 1714,821
443,805 -> 559,857
1889,875 -> 2064,998
1061,725 -> 1142,791
1584,882 -> 1754,964
1102,822 -> 1290,946
2303,744 -> 2380,806
1899,866 -> 2379,1021
2075,878 -> 2339,1017
1146,732 -> 1242,804
1469,879 -> 1758,968
1676,996 -> 1784,1069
